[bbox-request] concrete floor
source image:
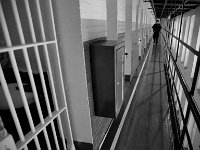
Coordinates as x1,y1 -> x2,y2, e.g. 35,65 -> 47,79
115,43 -> 173,150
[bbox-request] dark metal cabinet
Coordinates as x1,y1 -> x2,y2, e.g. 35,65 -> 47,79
90,40 -> 125,118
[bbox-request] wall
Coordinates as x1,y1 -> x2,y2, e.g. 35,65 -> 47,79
52,0 -> 93,144
132,0 -> 137,30
117,0 -> 126,34
80,0 -> 107,42
130,0 -> 154,79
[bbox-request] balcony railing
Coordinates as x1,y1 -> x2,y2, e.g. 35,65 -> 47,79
161,27 -> 200,149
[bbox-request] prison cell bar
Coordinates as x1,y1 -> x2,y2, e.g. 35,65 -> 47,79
1,0 -> 74,149
34,0 -> 59,112
23,0 -> 68,149
11,0 -> 56,149
0,4 -> 29,150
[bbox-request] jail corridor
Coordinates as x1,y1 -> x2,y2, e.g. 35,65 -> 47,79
1,0 -> 200,150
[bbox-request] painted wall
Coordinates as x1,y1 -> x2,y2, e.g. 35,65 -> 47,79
130,0 -> 154,79
80,0 -> 107,42
132,0 -> 137,30
117,0 -> 126,34
125,0 -> 133,76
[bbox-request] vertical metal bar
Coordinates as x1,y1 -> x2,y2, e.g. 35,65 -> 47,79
22,0 -> 46,124
22,0 -> 52,117
34,137 -> 41,150
43,128 -> 52,150
35,0 -> 59,111
10,1 -> 47,147
3,0 -> 35,133
34,46 -> 53,117
57,116 -> 67,150
3,1 -> 49,149
25,49 -> 46,122
11,0 -> 45,126
0,65 -> 25,141
10,51 -> 42,149
9,51 -> 35,132
50,121 -> 60,150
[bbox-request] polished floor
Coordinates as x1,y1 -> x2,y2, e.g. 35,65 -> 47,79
115,43 -> 173,150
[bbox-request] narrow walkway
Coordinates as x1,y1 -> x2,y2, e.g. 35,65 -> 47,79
115,43 -> 173,150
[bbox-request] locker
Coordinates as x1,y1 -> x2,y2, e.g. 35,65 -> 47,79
90,40 -> 125,118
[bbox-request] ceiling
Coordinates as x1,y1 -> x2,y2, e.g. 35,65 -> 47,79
148,0 -> 200,19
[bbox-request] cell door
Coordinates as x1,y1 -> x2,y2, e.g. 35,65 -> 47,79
0,0 -> 74,149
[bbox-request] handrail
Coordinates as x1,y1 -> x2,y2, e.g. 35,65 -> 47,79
165,55 -> 193,150
163,28 -> 199,56
164,63 -> 180,149
161,32 -> 200,132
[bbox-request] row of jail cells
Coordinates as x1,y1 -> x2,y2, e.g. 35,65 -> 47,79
163,13 -> 200,149
0,0 -> 73,150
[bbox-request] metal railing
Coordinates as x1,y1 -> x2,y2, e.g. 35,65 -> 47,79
161,28 -> 200,149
